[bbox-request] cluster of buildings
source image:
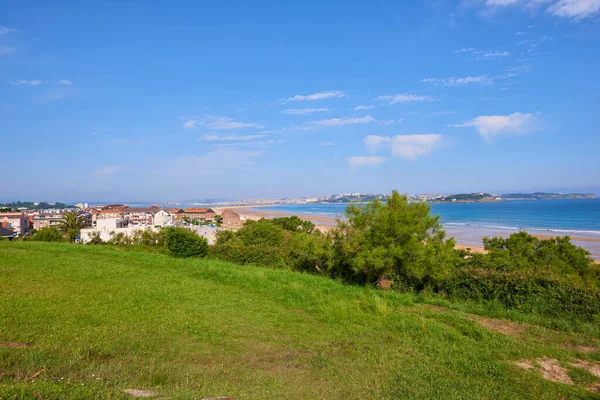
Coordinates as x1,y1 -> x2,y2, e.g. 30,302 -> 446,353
0,204 -> 242,242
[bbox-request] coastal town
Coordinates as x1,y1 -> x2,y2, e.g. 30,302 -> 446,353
0,204 -> 243,243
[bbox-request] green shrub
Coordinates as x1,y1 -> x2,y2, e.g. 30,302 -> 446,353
28,227 -> 66,242
162,227 -> 208,258
442,268 -> 600,322
209,242 -> 288,268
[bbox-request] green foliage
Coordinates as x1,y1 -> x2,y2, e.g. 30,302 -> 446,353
58,210 -> 88,242
443,268 -> 600,322
331,190 -> 456,289
162,227 -> 208,258
480,232 -> 596,283
28,227 -> 66,242
86,231 -> 105,245
271,216 -> 316,233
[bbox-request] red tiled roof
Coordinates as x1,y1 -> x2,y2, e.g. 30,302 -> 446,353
184,208 -> 214,213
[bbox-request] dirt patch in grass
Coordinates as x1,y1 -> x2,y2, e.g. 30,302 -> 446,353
423,304 -> 449,313
571,360 -> 600,378
0,341 -> 34,348
514,358 -> 573,385
472,317 -> 526,338
569,345 -> 599,354
124,389 -> 157,397
588,383 -> 600,392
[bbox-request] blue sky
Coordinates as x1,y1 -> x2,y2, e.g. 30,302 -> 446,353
1,0 -> 599,202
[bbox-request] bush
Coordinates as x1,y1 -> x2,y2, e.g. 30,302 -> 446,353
443,268 -> 600,322
162,227 -> 208,258
27,227 -> 66,242
209,242 -> 288,268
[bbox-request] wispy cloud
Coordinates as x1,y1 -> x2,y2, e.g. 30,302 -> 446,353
377,93 -> 435,104
281,107 -> 330,115
0,46 -> 15,56
454,47 -> 511,60
363,134 -> 443,160
454,47 -> 476,53
57,79 -> 73,85
481,0 -> 600,19
449,112 -> 538,140
311,115 -> 375,127
202,134 -> 267,141
319,142 -> 335,146
94,165 -> 120,178
183,116 -> 262,130
480,51 -> 511,60
283,91 -> 346,102
354,105 -> 375,110
548,0 -> 600,19
9,80 -> 45,86
422,76 -> 492,86
348,156 -> 386,169
0,26 -> 15,35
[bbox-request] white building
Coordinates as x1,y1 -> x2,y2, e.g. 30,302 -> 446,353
80,218 -> 159,244
0,213 -> 29,236
153,210 -> 172,226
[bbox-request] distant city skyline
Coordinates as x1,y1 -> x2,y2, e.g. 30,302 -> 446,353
1,1 -> 599,201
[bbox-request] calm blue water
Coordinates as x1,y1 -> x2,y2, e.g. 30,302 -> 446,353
251,199 -> 600,236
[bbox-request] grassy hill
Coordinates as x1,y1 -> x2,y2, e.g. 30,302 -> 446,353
1,242 -> 600,399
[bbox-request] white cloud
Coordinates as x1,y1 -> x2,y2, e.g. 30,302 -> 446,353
422,75 -> 492,86
480,51 -> 511,59
481,0 -> 600,19
311,115 -> 375,127
390,134 -> 443,159
363,134 -> 443,160
377,93 -> 435,104
8,80 -> 45,86
516,31 -> 525,35
363,135 -> 391,154
320,142 -> 335,146
449,112 -> 538,140
348,156 -> 386,168
158,149 -> 262,177
454,47 -> 476,53
0,26 -> 15,35
202,134 -> 267,141
284,91 -> 346,102
183,116 -> 262,130
486,0 -> 519,5
0,46 -> 15,56
354,105 -> 375,110
281,107 -> 330,115
548,0 -> 600,18
57,79 -> 73,85
94,165 -> 120,178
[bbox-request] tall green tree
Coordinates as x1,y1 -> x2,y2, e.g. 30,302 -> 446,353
332,190 -> 456,289
58,211 -> 88,243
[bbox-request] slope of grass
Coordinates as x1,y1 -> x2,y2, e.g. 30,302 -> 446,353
1,241 -> 600,399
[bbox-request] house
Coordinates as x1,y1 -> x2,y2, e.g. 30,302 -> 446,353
0,212 -> 29,235
0,225 -> 16,239
168,208 -> 185,222
182,208 -> 216,221
33,213 -> 64,230
123,206 -> 161,225
221,209 -> 242,227
153,209 -> 172,226
80,218 -> 158,244
96,204 -> 128,220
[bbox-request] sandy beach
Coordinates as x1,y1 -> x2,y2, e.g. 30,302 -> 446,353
220,206 -> 600,262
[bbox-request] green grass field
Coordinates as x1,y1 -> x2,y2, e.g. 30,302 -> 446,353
1,241 -> 600,399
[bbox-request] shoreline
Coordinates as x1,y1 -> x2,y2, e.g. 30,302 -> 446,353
224,207 -> 600,262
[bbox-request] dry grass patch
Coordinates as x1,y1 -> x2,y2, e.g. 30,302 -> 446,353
0,341 -> 34,348
471,316 -> 526,338
514,357 -> 573,385
571,360 -> 600,378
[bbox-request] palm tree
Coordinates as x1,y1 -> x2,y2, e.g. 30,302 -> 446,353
58,211 -> 88,243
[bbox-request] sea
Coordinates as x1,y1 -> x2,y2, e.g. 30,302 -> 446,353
250,199 -> 600,259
